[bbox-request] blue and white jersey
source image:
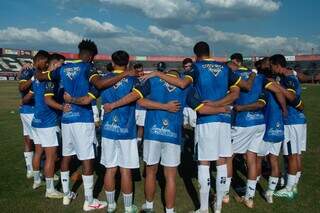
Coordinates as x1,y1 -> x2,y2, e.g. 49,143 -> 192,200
31,78 -> 60,128
134,75 -> 186,145
101,71 -> 137,140
49,61 -> 98,124
233,67 -> 266,127
263,81 -> 284,143
280,75 -> 306,125
185,59 -> 241,124
19,68 -> 35,114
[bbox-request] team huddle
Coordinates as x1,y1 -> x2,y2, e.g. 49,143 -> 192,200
18,40 -> 307,213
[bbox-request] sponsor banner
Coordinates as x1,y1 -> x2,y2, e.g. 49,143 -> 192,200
285,56 -> 296,61
296,55 -> 320,62
135,56 -> 147,61
3,48 -> 19,55
0,76 -> 7,80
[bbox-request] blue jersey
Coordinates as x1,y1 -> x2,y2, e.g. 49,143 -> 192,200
134,75 -> 186,145
280,75 -> 306,125
101,71 -> 137,140
263,82 -> 284,143
185,59 -> 241,124
31,79 -> 60,128
49,61 -> 98,124
233,67 -> 266,127
19,68 -> 35,114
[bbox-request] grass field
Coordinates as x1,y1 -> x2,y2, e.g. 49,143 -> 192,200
0,81 -> 319,213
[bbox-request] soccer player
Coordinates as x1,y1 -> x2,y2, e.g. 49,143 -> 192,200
133,63 -> 146,155
228,54 -> 267,208
255,57 -> 288,204
268,55 -> 307,199
140,42 -> 256,213
24,51 -> 64,199
18,63 -> 36,179
36,40 -> 139,210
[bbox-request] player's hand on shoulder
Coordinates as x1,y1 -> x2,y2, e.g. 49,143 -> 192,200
139,71 -> 159,81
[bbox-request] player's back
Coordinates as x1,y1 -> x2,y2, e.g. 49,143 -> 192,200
31,79 -> 59,128
144,76 -> 185,145
58,61 -> 94,124
101,71 -> 137,140
233,67 -> 265,127
19,68 -> 35,114
263,89 -> 284,142
190,60 -> 235,124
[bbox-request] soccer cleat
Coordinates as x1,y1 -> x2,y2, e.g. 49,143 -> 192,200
125,204 -> 138,213
274,188 -> 294,199
240,197 -> 254,208
264,190 -> 274,204
32,181 -> 44,190
141,203 -> 155,213
293,184 -> 298,196
190,209 -> 209,213
26,171 -> 34,179
223,194 -> 230,204
45,189 -> 64,199
63,191 -> 77,205
107,202 -> 117,213
83,199 -> 107,211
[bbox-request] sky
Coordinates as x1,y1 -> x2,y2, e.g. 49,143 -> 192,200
0,0 -> 319,56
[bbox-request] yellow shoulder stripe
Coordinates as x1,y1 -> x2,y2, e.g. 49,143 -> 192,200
185,75 -> 193,82
265,82 -> 273,89
194,103 -> 204,111
88,92 -> 97,99
89,74 -> 98,82
296,100 -> 302,108
287,88 -> 296,94
133,88 -> 144,99
231,76 -> 241,87
258,99 -> 266,105
44,93 -> 54,97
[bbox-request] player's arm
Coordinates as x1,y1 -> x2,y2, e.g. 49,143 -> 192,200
140,71 -> 193,89
204,86 -> 240,107
36,69 -> 61,82
104,80 -> 151,112
18,68 -> 33,92
63,87 -> 99,106
137,98 -> 180,113
187,89 -> 230,115
44,82 -> 69,111
89,68 -> 139,90
22,91 -> 34,104
272,81 -> 296,102
237,72 -> 256,91
265,80 -> 288,115
234,95 -> 266,112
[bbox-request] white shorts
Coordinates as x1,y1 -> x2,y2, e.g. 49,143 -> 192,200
61,123 -> 95,160
183,107 -> 197,128
135,109 -> 146,126
231,125 -> 265,154
20,113 -> 34,139
258,141 -> 282,156
33,126 -> 59,147
283,124 -> 307,155
143,140 -> 181,167
100,138 -> 139,169
195,122 -> 232,161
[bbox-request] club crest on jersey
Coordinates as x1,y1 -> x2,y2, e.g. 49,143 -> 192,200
202,64 -> 223,77
162,119 -> 169,128
65,67 -> 80,80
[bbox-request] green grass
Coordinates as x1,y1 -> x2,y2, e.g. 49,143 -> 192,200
0,81 -> 319,212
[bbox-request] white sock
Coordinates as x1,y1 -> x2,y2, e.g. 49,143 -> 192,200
24,152 -> 34,172
123,193 -> 133,211
286,174 -> 296,191
46,177 -> 55,193
225,177 -> 231,195
105,190 -> 115,204
145,200 -> 154,209
295,171 -> 301,185
216,164 -> 227,210
268,176 -> 279,191
256,175 -> 261,182
33,170 -> 41,184
82,175 -> 94,203
166,208 -> 174,213
60,171 -> 70,195
245,179 -> 257,199
198,165 -> 210,211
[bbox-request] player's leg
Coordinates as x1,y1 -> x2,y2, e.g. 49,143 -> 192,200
21,114 -> 35,178
164,166 -> 177,213
243,151 -> 257,208
143,164 -> 158,211
32,143 -> 43,189
120,167 -> 138,213
215,158 -> 228,212
265,152 -> 281,204
223,157 -> 233,204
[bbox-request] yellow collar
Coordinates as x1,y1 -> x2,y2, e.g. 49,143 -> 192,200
113,70 -> 124,74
